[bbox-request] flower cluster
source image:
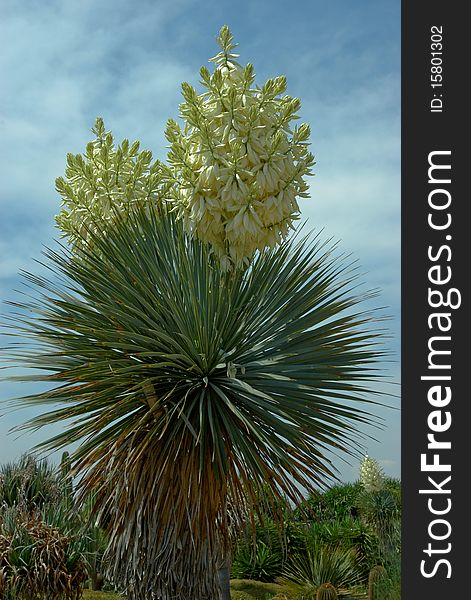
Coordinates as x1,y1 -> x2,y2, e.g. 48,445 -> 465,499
166,26 -> 315,268
55,118 -> 167,248
359,455 -> 385,493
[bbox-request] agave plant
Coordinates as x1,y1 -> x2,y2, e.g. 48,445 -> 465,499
2,25 -> 386,600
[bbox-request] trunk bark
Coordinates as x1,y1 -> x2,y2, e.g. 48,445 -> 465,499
90,572 -> 104,591
218,561 -> 231,600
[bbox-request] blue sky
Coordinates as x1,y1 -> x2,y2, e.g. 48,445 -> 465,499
0,0 -> 400,483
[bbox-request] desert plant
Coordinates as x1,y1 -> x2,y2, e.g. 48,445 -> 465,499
4,204 -> 384,599
358,489 -> 399,544
3,27 -> 385,600
232,539 -> 282,582
0,505 -> 86,600
0,454 -> 63,510
316,582 -> 339,600
356,457 -> 401,564
283,542 -> 361,595
357,455 -> 400,557
368,565 -> 387,600
302,483 -> 363,522
304,517 -> 379,581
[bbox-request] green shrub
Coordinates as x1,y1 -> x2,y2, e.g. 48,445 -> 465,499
303,517 -> 380,581
301,483 -> 363,522
232,516 -> 297,582
357,488 -> 400,560
283,541 -> 361,595
321,484 -> 363,520
232,539 -> 283,582
0,455 -> 109,593
0,454 -> 64,509
0,505 -> 87,599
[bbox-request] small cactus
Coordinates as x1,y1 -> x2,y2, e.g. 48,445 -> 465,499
316,582 -> 339,600
368,565 -> 387,600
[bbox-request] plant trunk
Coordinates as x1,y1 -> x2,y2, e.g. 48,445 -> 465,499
90,572 -> 104,591
218,560 -> 231,600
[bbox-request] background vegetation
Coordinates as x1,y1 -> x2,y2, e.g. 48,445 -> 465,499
0,454 -> 400,599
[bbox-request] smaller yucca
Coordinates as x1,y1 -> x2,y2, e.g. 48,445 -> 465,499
359,455 -> 385,493
0,506 -> 87,600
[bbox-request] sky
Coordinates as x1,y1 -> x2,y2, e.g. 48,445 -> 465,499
0,0 -> 400,483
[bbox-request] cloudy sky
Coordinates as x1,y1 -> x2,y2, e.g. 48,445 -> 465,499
0,0 -> 400,482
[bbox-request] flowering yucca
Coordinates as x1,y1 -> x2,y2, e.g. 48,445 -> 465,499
166,25 -> 315,268
359,455 -> 385,493
55,118 -> 168,248
3,25 -> 387,599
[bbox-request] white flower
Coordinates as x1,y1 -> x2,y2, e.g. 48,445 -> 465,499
55,118 -> 167,249
166,25 -> 315,268
359,455 -> 385,493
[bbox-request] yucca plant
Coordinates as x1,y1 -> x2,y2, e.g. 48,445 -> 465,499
358,488 -> 399,558
2,26 -> 387,600
0,504 -> 87,600
3,205 -> 384,598
0,454 -> 63,510
283,541 -> 362,597
305,517 -> 380,582
231,539 -> 282,582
